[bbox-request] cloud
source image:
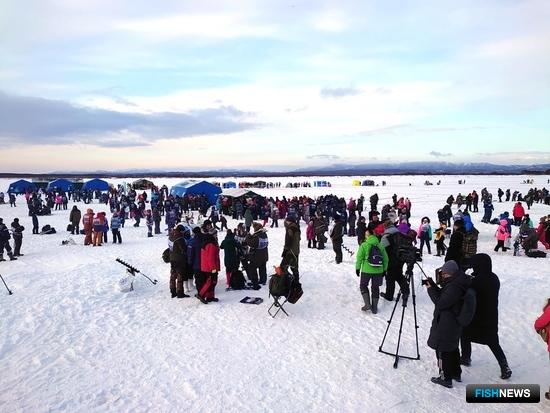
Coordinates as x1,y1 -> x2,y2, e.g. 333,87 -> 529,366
0,91 -> 257,147
306,154 -> 341,161
359,125 -> 408,136
320,87 -> 361,98
429,150 -> 452,157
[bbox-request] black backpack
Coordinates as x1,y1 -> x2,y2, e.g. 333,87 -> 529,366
230,270 -> 246,290
367,244 -> 384,267
161,248 -> 170,263
269,272 -> 291,297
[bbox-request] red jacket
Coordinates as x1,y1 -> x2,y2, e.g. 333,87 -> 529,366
535,304 -> 550,352
512,203 -> 525,219
200,242 -> 220,273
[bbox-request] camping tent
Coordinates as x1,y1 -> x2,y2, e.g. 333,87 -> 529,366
253,180 -> 267,188
222,181 -> 237,189
362,180 -> 375,186
47,178 -> 74,192
222,188 -> 259,198
82,178 -> 109,191
314,180 -> 330,187
132,179 -> 156,190
7,179 -> 36,194
170,180 -> 221,205
352,180 -> 361,186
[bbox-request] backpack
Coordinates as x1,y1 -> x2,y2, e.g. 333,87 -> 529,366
269,271 -> 291,297
67,224 -> 73,232
457,288 -> 477,327
161,248 -> 170,263
230,270 -> 246,290
367,244 -> 384,267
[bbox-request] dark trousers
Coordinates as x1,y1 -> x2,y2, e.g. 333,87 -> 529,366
460,336 -> 507,366
170,266 -> 184,295
71,224 -> 80,235
13,237 -> 22,255
247,263 -> 267,287
103,231 -> 108,243
419,235 -> 431,254
154,221 -> 161,234
112,229 -> 122,243
494,240 -> 507,251
333,241 -> 342,263
436,239 -> 446,256
1,241 -> 13,255
437,348 -> 462,380
195,272 -> 207,296
360,273 -> 383,299
384,269 -> 409,300
198,272 -> 217,299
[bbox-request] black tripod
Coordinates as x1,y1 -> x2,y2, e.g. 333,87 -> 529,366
0,273 -> 13,295
378,262 -> 427,368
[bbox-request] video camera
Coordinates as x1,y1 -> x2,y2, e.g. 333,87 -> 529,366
397,245 -> 422,266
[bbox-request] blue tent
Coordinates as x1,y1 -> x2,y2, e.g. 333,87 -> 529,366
8,179 -> 36,194
170,180 -> 221,205
314,180 -> 330,187
47,178 -> 74,192
223,181 -> 237,189
82,178 -> 109,191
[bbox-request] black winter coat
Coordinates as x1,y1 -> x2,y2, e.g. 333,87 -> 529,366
462,254 -> 499,344
445,230 -> 463,264
245,230 -> 269,266
427,270 -> 470,352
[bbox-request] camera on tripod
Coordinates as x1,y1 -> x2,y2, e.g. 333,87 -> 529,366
397,245 -> 422,265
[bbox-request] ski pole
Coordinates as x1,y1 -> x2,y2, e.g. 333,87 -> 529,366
0,273 -> 13,295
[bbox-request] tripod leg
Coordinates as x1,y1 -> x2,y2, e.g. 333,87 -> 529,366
0,273 -> 13,295
393,297 -> 408,369
410,274 -> 421,359
378,291 -> 401,352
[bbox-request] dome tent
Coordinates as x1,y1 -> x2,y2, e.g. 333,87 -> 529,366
8,179 -> 36,194
132,179 -> 156,190
352,179 -> 361,186
222,181 -> 237,189
82,178 -> 109,191
47,178 -> 74,192
170,180 -> 221,205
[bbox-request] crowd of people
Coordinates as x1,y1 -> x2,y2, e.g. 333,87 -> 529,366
1,181 -> 550,396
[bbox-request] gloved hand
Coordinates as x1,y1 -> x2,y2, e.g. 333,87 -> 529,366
356,269 -> 360,277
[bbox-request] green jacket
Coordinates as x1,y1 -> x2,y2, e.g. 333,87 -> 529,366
355,235 -> 388,274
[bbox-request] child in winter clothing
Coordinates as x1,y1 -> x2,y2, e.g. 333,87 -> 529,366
306,219 -> 315,248
434,223 -> 447,257
494,219 -> 510,252
417,217 -> 432,255
145,210 -> 153,237
534,298 -> 550,400
111,213 -> 122,244
92,213 -> 104,246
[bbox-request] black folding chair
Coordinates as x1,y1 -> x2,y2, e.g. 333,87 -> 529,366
268,294 -> 290,318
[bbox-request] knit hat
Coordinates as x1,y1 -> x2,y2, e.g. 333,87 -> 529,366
440,260 -> 459,277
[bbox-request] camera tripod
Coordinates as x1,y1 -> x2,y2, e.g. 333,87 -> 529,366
378,261 -> 428,368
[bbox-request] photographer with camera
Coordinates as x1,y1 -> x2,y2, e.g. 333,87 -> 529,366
459,253 -> 512,379
379,218 -> 411,303
425,260 -> 470,388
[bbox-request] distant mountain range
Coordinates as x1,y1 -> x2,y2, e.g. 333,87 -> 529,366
1,162 -> 549,178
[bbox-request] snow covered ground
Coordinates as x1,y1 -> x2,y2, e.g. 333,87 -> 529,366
0,175 -> 549,413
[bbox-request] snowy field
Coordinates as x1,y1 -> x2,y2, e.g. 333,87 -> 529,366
0,174 -> 549,413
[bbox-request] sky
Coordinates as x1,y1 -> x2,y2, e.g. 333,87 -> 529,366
0,0 -> 549,173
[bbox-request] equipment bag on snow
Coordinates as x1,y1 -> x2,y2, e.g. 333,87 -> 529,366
287,281 -> 303,304
457,288 -> 477,327
367,245 -> 384,267
161,248 -> 170,263
67,224 -> 73,232
230,270 -> 246,290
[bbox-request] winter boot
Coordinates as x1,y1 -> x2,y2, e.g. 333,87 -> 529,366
177,291 -> 190,298
431,376 -> 453,388
460,357 -> 471,366
380,292 -> 393,302
8,253 -> 17,261
170,289 -> 177,298
499,363 -> 512,380
371,297 -> 379,314
0,254 -> 5,262
361,292 -> 371,311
